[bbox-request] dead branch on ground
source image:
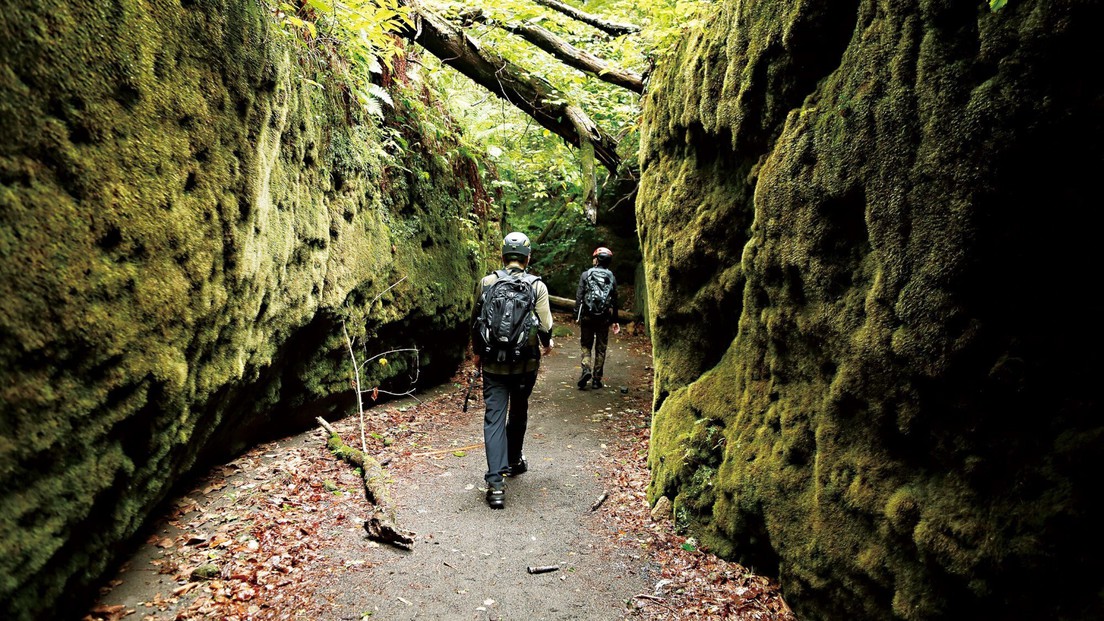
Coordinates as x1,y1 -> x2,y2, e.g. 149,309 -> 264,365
317,417 -> 416,548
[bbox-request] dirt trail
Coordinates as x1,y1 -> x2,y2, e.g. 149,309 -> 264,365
308,322 -> 657,620
91,317 -> 671,621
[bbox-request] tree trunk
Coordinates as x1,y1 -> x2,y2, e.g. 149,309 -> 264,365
535,201 -> 571,244
532,0 -> 641,36
401,6 -> 621,172
462,10 -> 643,94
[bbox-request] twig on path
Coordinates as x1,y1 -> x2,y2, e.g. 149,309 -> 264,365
590,491 -> 609,511
633,594 -> 665,602
410,443 -> 483,457
526,565 -> 560,574
631,593 -> 674,612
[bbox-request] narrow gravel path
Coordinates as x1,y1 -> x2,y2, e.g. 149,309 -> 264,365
91,316 -> 661,621
310,321 -> 657,620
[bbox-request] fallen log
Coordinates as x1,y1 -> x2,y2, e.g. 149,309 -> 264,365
402,6 -> 621,172
548,294 -> 637,323
316,417 -> 415,549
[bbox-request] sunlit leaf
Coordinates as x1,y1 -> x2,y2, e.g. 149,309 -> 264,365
367,83 -> 394,107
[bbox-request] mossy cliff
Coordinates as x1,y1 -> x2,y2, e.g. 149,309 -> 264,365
638,0 -> 1103,618
0,1 -> 490,618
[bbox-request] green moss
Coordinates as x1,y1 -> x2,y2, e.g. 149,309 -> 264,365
0,0 -> 493,618
191,563 -> 220,580
639,0 -> 1104,618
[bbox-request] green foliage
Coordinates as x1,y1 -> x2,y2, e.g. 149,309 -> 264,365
989,0 -> 1008,11
418,0 -> 712,261
268,0 -> 412,116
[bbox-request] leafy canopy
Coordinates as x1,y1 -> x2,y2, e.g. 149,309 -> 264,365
421,0 -> 714,257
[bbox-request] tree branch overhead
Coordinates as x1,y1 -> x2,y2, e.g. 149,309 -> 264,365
533,0 -> 641,36
461,9 -> 643,94
401,5 -> 621,172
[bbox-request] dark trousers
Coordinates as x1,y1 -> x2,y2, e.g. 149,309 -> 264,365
579,317 -> 610,379
482,371 -> 536,484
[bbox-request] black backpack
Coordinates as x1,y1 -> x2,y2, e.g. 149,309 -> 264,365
582,267 -> 615,318
475,270 -> 540,363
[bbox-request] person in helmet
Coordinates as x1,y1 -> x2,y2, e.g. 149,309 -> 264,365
469,231 -> 554,509
574,247 -> 620,390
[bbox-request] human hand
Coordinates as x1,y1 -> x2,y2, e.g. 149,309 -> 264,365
543,338 -> 554,356
612,323 -> 621,335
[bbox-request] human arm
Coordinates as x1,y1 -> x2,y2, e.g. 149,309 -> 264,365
534,280 -> 554,354
574,269 -> 588,320
610,272 -> 620,334
470,276 -> 488,367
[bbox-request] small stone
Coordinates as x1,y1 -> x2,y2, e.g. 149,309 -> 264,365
190,563 -> 220,580
650,496 -> 673,521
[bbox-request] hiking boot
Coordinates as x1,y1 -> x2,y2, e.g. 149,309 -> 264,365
592,378 -> 603,389
578,366 -> 592,389
486,481 -> 505,509
506,458 -> 528,476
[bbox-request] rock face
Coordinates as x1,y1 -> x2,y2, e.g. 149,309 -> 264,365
0,1 -> 490,618
638,0 -> 1103,619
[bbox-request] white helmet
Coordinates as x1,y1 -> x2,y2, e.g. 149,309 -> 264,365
502,231 -> 531,259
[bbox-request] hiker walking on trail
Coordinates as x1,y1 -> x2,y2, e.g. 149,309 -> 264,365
471,232 -> 554,509
575,247 -> 619,390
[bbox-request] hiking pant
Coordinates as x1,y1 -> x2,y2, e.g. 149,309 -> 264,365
579,317 -> 610,380
482,370 -> 537,484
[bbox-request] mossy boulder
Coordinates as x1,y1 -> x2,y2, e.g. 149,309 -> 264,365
0,1 -> 492,619
638,0 -> 1104,618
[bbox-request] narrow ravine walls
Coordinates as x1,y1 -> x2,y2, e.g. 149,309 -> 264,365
638,0 -> 1103,618
0,1 -> 490,619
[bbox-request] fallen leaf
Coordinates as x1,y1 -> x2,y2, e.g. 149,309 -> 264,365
171,583 -> 199,596
87,604 -> 127,621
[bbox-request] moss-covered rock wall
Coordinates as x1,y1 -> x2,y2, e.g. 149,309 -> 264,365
0,1 -> 490,619
638,0 -> 1103,618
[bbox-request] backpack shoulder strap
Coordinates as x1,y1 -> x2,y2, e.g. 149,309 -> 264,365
521,274 -> 540,306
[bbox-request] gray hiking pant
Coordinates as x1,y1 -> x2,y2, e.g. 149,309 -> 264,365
482,370 -> 537,484
579,317 -> 610,379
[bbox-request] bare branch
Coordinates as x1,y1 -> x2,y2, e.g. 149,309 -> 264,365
532,0 -> 641,37
342,321 -> 369,455
461,9 -> 643,94
368,276 -> 407,309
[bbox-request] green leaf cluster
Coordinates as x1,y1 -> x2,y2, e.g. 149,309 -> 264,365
267,0 -> 413,116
